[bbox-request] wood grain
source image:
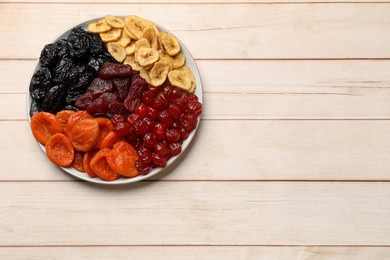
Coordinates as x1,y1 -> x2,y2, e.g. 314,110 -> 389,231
1,182 -> 390,245
3,0 -> 390,3
1,246 -> 390,260
4,120 -> 390,181
1,4 -> 390,59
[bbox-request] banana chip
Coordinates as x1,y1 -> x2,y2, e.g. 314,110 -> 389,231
88,15 -> 195,90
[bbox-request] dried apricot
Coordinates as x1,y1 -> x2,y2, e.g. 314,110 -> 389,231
65,110 -> 93,135
56,110 -> 75,128
31,111 -> 64,145
90,148 -> 120,181
72,150 -> 85,172
100,131 -> 124,149
94,118 -> 113,149
107,141 -> 139,177
46,133 -> 74,167
83,149 -> 99,177
69,119 -> 100,152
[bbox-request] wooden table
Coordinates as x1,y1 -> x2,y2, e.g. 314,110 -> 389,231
1,0 -> 390,259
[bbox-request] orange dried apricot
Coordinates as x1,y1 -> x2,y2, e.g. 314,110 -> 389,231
83,149 -> 99,177
55,110 -> 75,128
65,110 -> 93,135
90,148 -> 121,181
31,112 -> 64,145
69,119 -> 100,152
46,133 -> 74,167
94,118 -> 113,149
107,141 -> 139,178
100,131 -> 124,149
72,150 -> 85,172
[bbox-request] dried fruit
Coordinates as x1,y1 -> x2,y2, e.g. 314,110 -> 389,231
90,148 -> 121,181
68,119 -> 100,152
46,133 -> 74,167
31,112 -> 64,145
98,62 -> 132,79
106,141 -> 139,177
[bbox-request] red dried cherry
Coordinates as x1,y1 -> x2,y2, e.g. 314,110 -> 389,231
159,110 -> 174,126
151,153 -> 167,167
134,103 -> 148,118
166,128 -> 181,143
169,142 -> 182,156
143,133 -> 157,149
153,123 -> 167,140
154,142 -> 168,157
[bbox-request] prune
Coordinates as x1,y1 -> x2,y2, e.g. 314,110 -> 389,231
67,27 -> 90,59
66,89 -> 85,105
67,64 -> 87,85
54,39 -> 70,59
112,77 -> 131,100
124,77 -> 148,112
98,62 -> 132,79
87,78 -> 114,98
29,99 -> 41,116
88,33 -> 104,55
53,58 -> 75,84
87,57 -> 102,73
30,67 -> 52,100
41,85 -> 66,114
39,43 -> 57,67
70,66 -> 96,93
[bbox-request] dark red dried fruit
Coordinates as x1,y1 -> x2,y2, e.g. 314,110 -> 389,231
153,123 -> 167,140
135,159 -> 153,175
151,153 -> 167,167
112,77 -> 131,101
98,62 -> 132,79
87,78 -> 114,99
124,77 -> 148,112
169,142 -> 182,156
159,110 -> 174,126
163,85 -> 182,101
154,142 -> 168,157
143,133 -> 157,149
108,102 -> 129,116
111,114 -> 131,136
166,128 -> 181,143
152,95 -> 168,110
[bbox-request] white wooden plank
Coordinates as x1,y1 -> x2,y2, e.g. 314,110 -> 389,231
3,120 -> 390,181
1,4 -> 390,59
1,246 -> 390,260
1,182 -> 390,245
3,60 -> 390,94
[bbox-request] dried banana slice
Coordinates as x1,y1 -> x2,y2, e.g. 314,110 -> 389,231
124,15 -> 152,40
115,33 -> 131,47
88,19 -> 112,33
140,67 -> 152,85
136,47 -> 159,67
124,27 -> 137,40
149,62 -> 171,87
168,68 -> 192,91
161,33 -> 180,56
171,52 -> 185,69
107,42 -> 127,62
142,27 -> 159,50
157,32 -> 168,49
180,66 -> 196,92
100,28 -> 122,43
125,43 -> 136,55
105,15 -> 125,29
134,38 -> 151,53
124,55 -> 142,71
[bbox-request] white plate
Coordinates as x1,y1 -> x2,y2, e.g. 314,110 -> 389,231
27,17 -> 203,185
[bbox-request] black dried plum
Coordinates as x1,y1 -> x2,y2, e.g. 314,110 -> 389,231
70,66 -> 96,92
29,99 -> 41,117
29,67 -> 52,100
53,58 -> 75,84
67,64 -> 87,85
66,89 -> 85,105
67,27 -> 90,59
64,104 -> 78,111
99,62 -> 132,79
54,39 -> 70,59
39,43 -> 58,67
88,33 -> 104,55
41,85 -> 67,114
87,57 -> 102,73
